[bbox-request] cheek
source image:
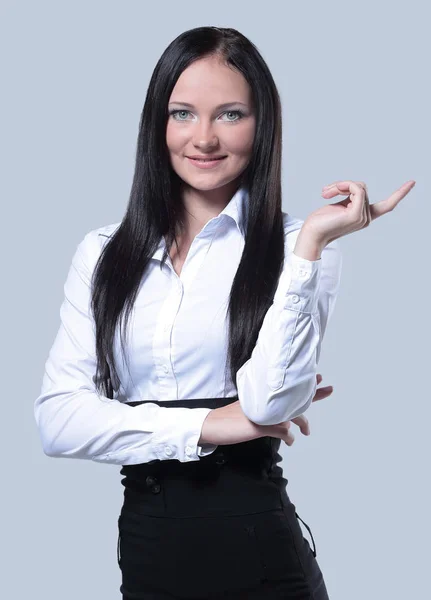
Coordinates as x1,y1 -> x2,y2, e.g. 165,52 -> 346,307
225,122 -> 255,156
166,123 -> 186,152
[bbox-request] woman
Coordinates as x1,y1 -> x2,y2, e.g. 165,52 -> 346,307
34,26 -> 415,599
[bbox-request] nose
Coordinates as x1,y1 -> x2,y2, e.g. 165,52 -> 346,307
192,119 -> 219,148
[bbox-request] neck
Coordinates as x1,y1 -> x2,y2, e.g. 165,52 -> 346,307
177,179 -> 242,239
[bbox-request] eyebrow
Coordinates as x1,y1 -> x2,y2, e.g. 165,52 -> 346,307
168,101 -> 249,110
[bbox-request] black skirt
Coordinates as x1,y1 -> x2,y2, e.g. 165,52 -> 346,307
117,396 -> 330,600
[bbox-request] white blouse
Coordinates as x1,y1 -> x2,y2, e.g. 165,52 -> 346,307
34,186 -> 342,466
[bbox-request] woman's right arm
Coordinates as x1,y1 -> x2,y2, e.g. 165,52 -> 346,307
34,230 -> 220,466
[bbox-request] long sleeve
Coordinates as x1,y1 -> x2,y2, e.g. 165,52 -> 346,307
33,231 -> 218,465
236,235 -> 342,426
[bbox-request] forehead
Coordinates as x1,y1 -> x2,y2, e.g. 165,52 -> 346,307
169,56 -> 251,103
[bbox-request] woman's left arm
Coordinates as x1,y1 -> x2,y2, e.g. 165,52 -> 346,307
237,178 -> 415,426
236,229 -> 342,426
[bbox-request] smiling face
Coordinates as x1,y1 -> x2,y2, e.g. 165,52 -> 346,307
166,55 -> 256,194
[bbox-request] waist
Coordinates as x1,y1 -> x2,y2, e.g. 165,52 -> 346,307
120,395 -> 291,517
124,395 -> 239,409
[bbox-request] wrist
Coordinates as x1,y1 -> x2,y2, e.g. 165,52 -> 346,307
293,233 -> 324,261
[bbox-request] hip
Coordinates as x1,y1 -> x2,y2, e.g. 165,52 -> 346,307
117,501 -> 328,599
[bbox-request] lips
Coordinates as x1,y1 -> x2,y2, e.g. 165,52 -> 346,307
187,156 -> 227,169
187,156 -> 227,161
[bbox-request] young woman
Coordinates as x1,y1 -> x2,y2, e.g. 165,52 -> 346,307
34,26 -> 415,599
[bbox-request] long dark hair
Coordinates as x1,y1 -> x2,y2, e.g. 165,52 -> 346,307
91,26 -> 285,399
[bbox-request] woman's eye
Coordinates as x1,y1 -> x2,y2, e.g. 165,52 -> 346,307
169,110 -> 244,123
171,110 -> 190,120
222,111 -> 244,122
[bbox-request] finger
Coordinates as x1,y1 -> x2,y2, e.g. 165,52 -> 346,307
284,430 -> 295,446
311,386 -> 333,402
349,182 -> 370,224
291,414 -> 310,435
360,181 -> 371,224
353,181 -> 369,224
322,181 -> 363,196
316,373 -> 323,385
369,180 -> 416,221
312,386 -> 333,401
350,182 -> 371,224
321,181 -> 366,220
322,181 -> 343,190
323,180 -> 365,191
324,180 -> 367,190
361,184 -> 369,223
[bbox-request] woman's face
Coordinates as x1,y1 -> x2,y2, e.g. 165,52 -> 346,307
166,55 -> 256,192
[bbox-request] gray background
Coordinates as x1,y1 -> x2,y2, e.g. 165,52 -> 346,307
2,1 -> 429,598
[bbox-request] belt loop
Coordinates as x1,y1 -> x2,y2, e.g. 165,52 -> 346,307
295,511 -> 317,557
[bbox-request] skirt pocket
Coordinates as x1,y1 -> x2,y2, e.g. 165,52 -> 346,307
247,508 -> 312,590
278,504 -> 329,599
117,514 -> 122,567
117,508 -> 267,599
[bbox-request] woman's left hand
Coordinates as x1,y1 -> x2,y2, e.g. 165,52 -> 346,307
303,180 -> 416,247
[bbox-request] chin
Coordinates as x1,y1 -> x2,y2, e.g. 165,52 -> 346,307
173,169 -> 244,190
185,177 -> 242,193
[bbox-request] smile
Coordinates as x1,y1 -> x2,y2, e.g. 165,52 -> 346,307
187,157 -> 227,169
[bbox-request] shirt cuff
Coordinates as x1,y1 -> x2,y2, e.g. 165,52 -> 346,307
197,442 -> 219,457
273,250 -> 322,314
152,406 -> 218,462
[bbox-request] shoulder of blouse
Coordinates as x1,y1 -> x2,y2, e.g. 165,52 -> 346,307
72,222 -> 122,279
93,221 -> 122,239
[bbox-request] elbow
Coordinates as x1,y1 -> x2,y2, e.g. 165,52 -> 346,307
41,441 -> 59,458
243,409 -> 293,427
240,402 -> 284,427
34,398 -> 73,459
36,427 -> 66,458
37,421 -> 87,459
34,401 -> 56,457
39,433 -> 83,459
245,412 -> 277,427
241,387 -> 315,427
34,420 -> 61,457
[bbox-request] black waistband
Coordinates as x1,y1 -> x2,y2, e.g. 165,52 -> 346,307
120,394 -> 317,556
124,395 -> 239,409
